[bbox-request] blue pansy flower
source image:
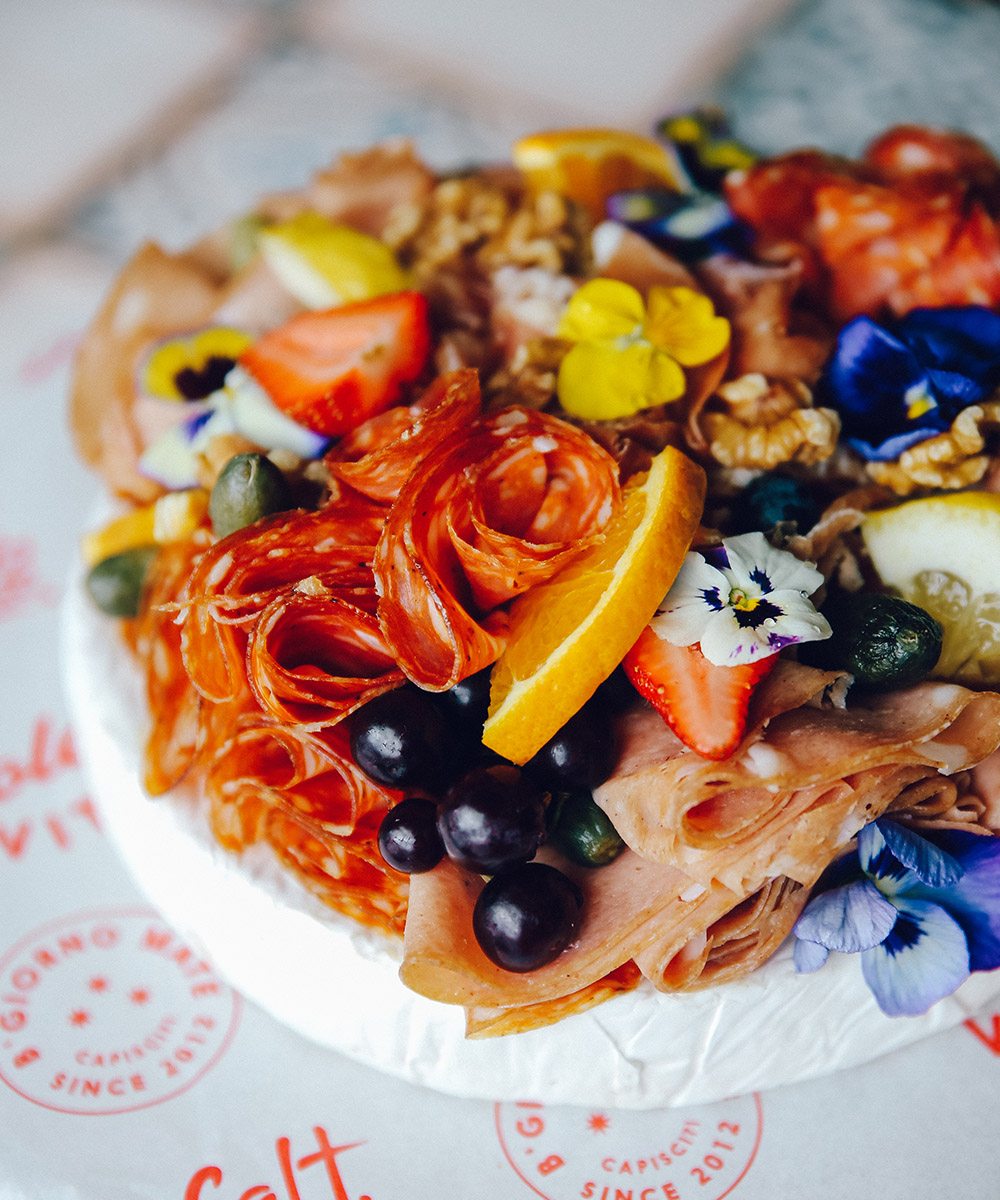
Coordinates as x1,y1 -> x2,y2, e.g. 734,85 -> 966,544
605,109 -> 756,262
821,305 -> 1000,462
793,818 -> 1000,1016
605,188 -> 748,263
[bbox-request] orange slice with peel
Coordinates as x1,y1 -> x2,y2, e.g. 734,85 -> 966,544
482,445 -> 706,764
512,128 -> 685,223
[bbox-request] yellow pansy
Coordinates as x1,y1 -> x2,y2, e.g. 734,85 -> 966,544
141,327 -> 253,402
555,279 -> 730,420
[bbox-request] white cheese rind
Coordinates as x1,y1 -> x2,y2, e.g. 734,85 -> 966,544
60,573 -> 1000,1108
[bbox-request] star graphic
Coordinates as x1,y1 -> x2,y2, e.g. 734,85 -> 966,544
129,987 -> 151,1005
88,976 -> 109,993
69,1009 -> 90,1027
587,1113 -> 611,1133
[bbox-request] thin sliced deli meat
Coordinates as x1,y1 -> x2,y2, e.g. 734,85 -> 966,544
374,401 -> 620,690
400,848 -> 696,1008
247,590 -> 404,725
326,368 -> 483,503
464,962 -> 643,1038
633,876 -> 807,992
180,494 -> 386,703
595,674 -> 1000,892
400,847 -> 802,1014
204,718 -> 407,934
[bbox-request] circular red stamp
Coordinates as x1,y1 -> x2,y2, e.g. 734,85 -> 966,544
0,905 -> 240,1115
496,1093 -> 763,1200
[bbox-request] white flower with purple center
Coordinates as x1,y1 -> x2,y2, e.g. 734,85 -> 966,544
649,531 -> 832,666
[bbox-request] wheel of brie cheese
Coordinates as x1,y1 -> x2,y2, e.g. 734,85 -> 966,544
64,119 -> 1000,1109
62,577 -> 1000,1108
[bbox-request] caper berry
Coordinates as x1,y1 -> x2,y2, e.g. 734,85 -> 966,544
548,790 -> 625,868
802,591 -> 943,690
85,545 -> 159,617
209,452 -> 292,538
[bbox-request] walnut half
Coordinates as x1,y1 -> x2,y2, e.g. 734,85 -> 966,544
700,373 -> 840,470
865,401 -> 1000,495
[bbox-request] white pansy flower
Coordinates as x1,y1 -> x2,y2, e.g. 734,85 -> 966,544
649,531 -> 832,666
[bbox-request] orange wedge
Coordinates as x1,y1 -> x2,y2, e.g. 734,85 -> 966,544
512,128 -> 685,224
482,445 -> 706,764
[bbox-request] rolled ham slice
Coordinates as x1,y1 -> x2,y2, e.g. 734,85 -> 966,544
400,670 -> 1000,1024
595,672 -> 1000,893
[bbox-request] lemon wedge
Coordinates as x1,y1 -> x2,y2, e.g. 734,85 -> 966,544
259,213 -> 410,309
861,491 -> 1000,682
82,489 -> 209,567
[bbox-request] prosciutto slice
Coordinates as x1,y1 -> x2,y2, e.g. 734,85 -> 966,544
374,403 -> 620,690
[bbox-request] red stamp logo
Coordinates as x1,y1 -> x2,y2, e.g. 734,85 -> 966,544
0,534 -> 57,619
496,1094 -> 763,1200
966,1013 -> 1000,1055
0,906 -> 240,1114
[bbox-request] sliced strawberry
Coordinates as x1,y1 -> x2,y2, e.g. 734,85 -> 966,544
239,290 -> 431,437
622,628 -> 776,761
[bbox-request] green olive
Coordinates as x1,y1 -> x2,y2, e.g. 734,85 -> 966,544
208,452 -> 292,538
85,545 -> 159,617
548,790 -> 626,868
803,591 -> 943,690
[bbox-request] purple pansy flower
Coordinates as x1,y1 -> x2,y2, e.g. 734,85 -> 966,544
821,305 -> 1000,462
793,818 -> 1000,1016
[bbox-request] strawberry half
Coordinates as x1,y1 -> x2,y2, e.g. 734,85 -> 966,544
622,627 -> 776,760
240,290 -> 431,437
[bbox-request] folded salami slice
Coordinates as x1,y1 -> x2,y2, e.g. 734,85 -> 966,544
373,401 -> 620,690
179,495 -> 386,702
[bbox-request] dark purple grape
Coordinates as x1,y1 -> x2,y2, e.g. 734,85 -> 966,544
349,687 -> 459,790
594,666 -> 637,715
377,797 -> 445,874
438,765 -> 546,874
524,701 -> 617,792
473,862 -> 583,972
433,666 -> 493,734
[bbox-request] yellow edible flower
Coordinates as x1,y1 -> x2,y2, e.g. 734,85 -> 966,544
141,327 -> 253,403
555,279 -> 730,420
